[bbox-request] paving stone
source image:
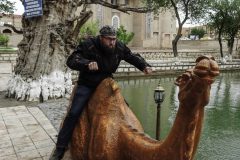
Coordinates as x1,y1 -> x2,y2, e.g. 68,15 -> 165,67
16,114 -> 32,119
2,112 -> 16,117
14,142 -> 36,153
37,146 -> 54,157
0,154 -> 17,160
0,134 -> 10,141
0,121 -> 6,130
12,106 -> 26,111
45,127 -> 57,136
5,122 -> 23,130
24,123 -> 42,130
33,158 -> 43,160
0,105 -> 60,159
21,119 -> 39,126
38,119 -> 53,126
1,108 -> 15,116
9,130 -> 28,139
2,115 -> 18,121
0,146 -> 15,157
19,115 -> 36,121
30,130 -> 50,142
43,155 -> 50,160
7,127 -> 26,134
16,149 -> 41,160
15,109 -> 31,115
33,139 -> 55,149
11,136 -> 32,146
24,124 -> 42,132
0,140 -> 12,149
28,107 -> 41,115
0,108 -> 8,114
0,130 -> 8,136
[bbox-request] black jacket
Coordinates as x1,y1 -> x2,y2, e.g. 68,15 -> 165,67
67,36 -> 151,87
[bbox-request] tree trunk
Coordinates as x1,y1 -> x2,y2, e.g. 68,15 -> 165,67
6,0 -> 92,101
172,25 -> 182,58
227,37 -> 234,62
218,29 -> 224,62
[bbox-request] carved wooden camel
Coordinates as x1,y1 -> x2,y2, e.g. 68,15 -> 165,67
64,56 -> 219,160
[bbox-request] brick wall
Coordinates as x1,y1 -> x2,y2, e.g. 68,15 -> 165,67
0,51 -> 17,62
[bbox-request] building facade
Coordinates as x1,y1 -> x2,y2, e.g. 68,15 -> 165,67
0,14 -> 22,47
1,0 -> 176,49
88,0 -> 176,49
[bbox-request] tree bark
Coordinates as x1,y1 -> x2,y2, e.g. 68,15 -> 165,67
7,0 -> 89,101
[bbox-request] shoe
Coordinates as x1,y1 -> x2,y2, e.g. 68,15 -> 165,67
49,147 -> 65,160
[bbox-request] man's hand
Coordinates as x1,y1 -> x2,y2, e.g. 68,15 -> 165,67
143,67 -> 152,75
88,62 -> 99,71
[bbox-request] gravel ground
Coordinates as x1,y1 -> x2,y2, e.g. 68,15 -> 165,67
37,98 -> 69,131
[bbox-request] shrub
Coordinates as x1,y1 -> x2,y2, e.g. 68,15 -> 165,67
78,21 -> 99,42
0,34 -> 9,47
116,25 -> 134,45
190,28 -> 205,39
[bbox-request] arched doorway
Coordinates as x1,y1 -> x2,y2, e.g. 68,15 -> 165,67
2,29 -> 12,34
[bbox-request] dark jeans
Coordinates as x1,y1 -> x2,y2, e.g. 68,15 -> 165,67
56,85 -> 95,148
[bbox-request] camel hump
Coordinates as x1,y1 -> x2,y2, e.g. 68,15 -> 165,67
96,78 -> 120,93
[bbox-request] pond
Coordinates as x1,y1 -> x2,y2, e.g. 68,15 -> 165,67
117,71 -> 240,160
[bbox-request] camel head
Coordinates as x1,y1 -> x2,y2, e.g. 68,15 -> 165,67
175,55 -> 220,108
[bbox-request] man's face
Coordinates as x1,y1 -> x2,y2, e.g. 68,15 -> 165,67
100,36 -> 117,49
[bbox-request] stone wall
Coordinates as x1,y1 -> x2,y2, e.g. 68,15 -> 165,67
0,51 -> 17,62
177,40 -> 238,52
132,50 -> 221,61
1,50 -> 240,82
8,35 -> 23,47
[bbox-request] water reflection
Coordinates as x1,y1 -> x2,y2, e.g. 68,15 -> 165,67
117,72 -> 240,160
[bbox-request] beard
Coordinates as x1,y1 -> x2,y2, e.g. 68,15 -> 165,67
100,42 -> 115,55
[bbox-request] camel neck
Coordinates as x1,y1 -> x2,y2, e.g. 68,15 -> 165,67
162,103 -> 205,160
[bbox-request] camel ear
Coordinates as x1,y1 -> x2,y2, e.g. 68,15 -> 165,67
174,71 -> 191,86
210,56 -> 215,61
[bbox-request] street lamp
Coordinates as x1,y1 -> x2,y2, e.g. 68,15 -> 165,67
154,82 -> 165,140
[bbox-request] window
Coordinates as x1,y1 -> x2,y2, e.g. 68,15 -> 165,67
112,15 -> 120,29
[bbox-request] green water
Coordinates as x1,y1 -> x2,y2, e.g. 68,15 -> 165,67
117,71 -> 240,160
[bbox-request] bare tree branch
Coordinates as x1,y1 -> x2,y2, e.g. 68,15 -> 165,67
86,0 -> 150,14
72,10 -> 93,40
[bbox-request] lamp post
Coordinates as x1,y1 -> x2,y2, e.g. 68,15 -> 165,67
154,82 -> 165,140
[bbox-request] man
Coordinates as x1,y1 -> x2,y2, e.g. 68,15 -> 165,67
49,25 -> 152,160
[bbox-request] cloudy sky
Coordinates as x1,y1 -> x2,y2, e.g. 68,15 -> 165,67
11,0 -> 24,15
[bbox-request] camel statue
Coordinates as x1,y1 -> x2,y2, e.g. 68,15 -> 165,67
64,55 -> 219,160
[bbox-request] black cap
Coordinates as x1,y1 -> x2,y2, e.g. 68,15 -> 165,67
99,25 -> 116,36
